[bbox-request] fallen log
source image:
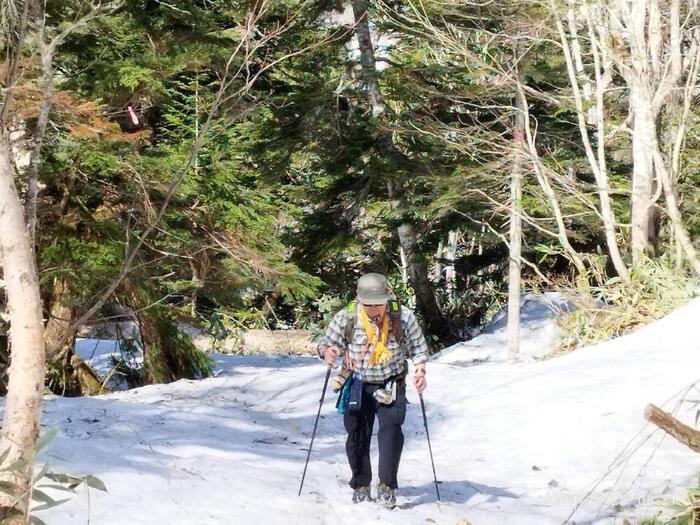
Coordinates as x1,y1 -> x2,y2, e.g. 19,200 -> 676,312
644,404 -> 700,453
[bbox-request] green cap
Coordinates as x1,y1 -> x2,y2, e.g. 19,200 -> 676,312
356,273 -> 391,305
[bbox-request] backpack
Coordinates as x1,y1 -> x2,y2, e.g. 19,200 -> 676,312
343,300 -> 404,348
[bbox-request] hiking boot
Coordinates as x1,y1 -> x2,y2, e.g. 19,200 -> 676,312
376,482 -> 396,507
352,486 -> 371,504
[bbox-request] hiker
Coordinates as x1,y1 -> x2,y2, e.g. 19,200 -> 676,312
317,272 -> 428,507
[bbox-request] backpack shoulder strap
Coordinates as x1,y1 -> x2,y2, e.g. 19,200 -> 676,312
389,300 -> 403,343
344,301 -> 358,345
345,300 -> 404,345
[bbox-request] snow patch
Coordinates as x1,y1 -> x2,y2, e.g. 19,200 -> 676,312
438,292 -> 575,364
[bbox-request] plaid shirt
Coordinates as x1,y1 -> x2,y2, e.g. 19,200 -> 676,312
317,304 -> 429,384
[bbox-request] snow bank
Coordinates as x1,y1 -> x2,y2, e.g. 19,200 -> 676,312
439,292 -> 574,364
23,298 -> 700,524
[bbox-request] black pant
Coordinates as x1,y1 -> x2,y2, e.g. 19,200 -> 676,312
343,379 -> 407,490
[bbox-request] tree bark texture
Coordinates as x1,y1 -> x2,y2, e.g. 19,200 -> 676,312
507,114 -> 525,357
0,136 -> 46,522
630,88 -> 659,260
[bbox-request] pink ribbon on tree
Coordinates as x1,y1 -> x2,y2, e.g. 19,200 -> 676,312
127,105 -> 139,125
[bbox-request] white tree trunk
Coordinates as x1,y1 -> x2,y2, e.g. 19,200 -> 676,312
445,231 -> 458,301
432,241 -> 443,283
507,174 -> 523,357
507,110 -> 525,357
0,137 -> 46,522
630,87 -> 658,260
399,246 -> 414,308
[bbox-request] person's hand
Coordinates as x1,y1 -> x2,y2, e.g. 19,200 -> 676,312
321,345 -> 341,366
413,367 -> 426,394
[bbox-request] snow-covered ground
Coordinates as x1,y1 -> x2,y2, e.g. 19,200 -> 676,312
26,298 -> 700,524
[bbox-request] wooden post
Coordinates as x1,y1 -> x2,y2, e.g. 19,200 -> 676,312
644,404 -> 700,453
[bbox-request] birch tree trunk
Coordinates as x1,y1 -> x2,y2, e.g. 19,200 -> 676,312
0,137 -> 46,523
507,109 -> 526,358
445,231 -> 458,302
432,241 -> 443,283
630,88 -> 658,259
399,247 -> 409,285
625,1 -> 658,261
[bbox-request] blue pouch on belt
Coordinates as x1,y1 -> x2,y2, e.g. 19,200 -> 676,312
336,373 -> 352,414
347,373 -> 363,412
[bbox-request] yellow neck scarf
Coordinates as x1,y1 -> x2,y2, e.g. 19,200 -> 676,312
359,305 -> 390,366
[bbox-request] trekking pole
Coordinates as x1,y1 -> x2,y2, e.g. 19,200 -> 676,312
298,363 -> 332,496
419,393 -> 441,501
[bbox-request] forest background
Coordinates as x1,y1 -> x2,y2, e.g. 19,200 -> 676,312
1,0 -> 699,521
